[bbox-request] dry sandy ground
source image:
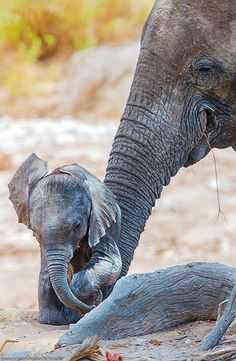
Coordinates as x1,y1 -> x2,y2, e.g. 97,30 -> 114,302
1,314 -> 236,360
1,117 -> 236,359
0,311 -> 226,360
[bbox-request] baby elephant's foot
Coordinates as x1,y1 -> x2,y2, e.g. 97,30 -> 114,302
70,270 -> 103,306
39,305 -> 82,325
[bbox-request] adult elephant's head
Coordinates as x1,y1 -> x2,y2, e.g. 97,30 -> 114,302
9,153 -> 121,313
105,0 -> 236,278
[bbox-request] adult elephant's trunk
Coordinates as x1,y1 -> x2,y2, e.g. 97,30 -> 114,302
104,105 -> 165,277
44,246 -> 95,314
104,51 -> 195,278
103,1 -> 208,280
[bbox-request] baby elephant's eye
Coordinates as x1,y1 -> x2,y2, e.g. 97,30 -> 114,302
75,222 -> 81,229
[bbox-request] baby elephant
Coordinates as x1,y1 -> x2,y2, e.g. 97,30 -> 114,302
8,153 -> 122,325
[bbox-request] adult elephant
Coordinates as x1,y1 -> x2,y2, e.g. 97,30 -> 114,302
104,0 -> 236,280
8,1 -> 236,328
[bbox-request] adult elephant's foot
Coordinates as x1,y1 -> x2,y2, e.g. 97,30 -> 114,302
201,283 -> 236,351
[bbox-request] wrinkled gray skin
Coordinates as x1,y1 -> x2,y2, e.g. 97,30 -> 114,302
8,0 -> 236,325
104,0 -> 236,282
8,154 -> 121,325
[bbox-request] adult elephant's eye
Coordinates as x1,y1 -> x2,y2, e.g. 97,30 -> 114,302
193,56 -> 220,72
196,65 -> 213,73
190,56 -> 223,90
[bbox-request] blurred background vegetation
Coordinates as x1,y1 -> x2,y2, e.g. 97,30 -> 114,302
0,0 -> 152,102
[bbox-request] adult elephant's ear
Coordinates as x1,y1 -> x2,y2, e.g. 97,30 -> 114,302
8,153 -> 48,226
60,164 -> 119,247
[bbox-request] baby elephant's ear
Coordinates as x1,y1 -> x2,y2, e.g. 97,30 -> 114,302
8,153 -> 48,226
86,177 -> 118,247
60,164 -> 118,247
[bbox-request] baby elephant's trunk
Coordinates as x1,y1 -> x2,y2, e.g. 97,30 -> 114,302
44,245 -> 95,314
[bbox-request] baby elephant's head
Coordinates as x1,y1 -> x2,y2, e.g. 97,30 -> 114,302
8,153 -> 121,314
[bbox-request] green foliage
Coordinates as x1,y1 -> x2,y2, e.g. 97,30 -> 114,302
0,0 -> 153,63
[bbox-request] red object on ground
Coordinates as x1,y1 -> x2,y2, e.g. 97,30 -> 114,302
106,351 -> 123,361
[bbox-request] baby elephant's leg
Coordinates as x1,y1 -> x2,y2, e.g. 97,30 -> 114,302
38,248 -> 82,325
70,231 -> 121,305
70,268 -> 103,306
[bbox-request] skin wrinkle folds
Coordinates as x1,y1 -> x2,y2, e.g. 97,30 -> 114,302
108,145 -> 164,199
107,158 -> 156,204
118,111 -> 181,164
108,117 -> 183,187
104,0 -> 236,280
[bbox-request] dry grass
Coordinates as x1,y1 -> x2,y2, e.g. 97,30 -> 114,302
62,336 -> 103,361
0,0 -> 152,103
0,0 -> 152,60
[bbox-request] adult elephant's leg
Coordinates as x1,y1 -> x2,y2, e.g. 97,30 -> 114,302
38,246 -> 81,325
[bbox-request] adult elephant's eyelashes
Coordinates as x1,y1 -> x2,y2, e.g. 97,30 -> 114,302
196,65 -> 212,73
189,56 -> 224,90
191,56 -> 222,72
195,68 -> 219,89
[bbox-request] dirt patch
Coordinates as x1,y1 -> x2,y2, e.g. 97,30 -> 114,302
1,315 -> 236,360
0,312 -> 222,360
